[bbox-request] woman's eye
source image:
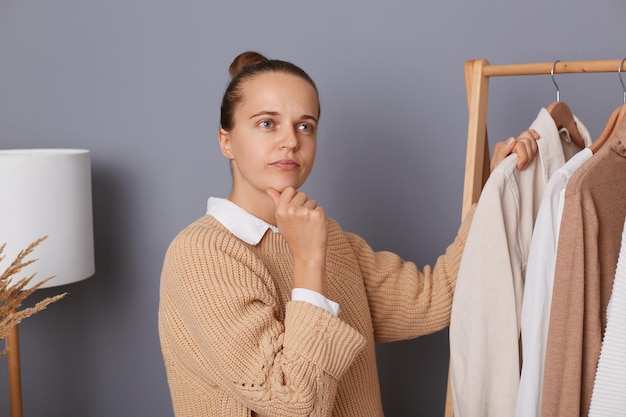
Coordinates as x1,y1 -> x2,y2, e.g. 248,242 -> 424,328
298,123 -> 314,132
259,120 -> 273,128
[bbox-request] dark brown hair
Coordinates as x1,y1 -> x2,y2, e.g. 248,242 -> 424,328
219,51 -> 320,131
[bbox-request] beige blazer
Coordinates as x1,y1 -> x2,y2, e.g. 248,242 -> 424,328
450,108 -> 592,417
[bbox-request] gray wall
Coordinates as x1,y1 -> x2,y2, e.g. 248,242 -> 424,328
1,1 -> 625,416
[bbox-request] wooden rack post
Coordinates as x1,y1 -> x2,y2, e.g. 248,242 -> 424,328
444,58 -> 626,417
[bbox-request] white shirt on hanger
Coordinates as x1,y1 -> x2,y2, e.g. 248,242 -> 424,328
515,147 -> 592,417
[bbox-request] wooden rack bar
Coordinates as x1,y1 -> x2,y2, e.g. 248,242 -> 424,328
483,59 -> 626,77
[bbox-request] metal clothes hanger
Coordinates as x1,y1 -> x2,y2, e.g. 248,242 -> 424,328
590,57 -> 626,154
546,60 -> 587,149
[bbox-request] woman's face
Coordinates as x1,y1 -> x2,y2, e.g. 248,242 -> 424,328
219,72 -> 320,207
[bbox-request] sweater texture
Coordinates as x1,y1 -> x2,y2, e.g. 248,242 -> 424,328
159,209 -> 473,417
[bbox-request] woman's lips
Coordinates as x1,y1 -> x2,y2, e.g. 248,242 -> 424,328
271,159 -> 300,170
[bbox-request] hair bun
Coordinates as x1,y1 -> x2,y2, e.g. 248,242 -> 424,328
228,51 -> 268,79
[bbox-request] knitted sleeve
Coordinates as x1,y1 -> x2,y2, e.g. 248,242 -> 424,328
159,220 -> 366,417
345,205 -> 475,342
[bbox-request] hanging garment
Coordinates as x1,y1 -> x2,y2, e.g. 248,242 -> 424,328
449,108 -> 592,417
515,148 -> 593,417
541,122 -> 626,417
588,217 -> 626,416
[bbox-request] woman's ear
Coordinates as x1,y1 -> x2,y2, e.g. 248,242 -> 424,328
218,128 -> 234,159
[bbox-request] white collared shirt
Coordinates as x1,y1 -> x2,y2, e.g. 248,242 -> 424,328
206,197 -> 340,316
516,147 -> 593,417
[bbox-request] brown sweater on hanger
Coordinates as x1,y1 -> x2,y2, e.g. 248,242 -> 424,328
158,209 -> 474,417
541,121 -> 626,417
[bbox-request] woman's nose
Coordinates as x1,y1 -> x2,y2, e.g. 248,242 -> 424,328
279,128 -> 298,150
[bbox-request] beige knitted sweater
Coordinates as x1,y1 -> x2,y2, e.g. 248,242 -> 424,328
159,210 -> 474,417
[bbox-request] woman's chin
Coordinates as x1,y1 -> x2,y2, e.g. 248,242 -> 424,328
270,182 -> 303,193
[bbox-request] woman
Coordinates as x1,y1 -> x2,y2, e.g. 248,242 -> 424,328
158,51 -> 539,417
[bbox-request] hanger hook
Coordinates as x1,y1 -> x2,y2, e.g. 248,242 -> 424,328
617,58 -> 626,103
551,60 -> 561,102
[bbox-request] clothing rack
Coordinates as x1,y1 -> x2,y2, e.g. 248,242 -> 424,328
444,58 -> 626,417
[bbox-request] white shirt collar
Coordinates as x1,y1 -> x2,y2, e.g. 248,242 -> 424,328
206,197 -> 279,245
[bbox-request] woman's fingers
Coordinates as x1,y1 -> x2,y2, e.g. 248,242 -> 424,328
490,129 -> 540,171
514,129 -> 540,170
491,137 -> 516,172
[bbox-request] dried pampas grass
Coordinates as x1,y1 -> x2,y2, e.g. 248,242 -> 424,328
0,236 -> 66,357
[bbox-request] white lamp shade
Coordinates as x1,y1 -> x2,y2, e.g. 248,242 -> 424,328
0,149 -> 95,289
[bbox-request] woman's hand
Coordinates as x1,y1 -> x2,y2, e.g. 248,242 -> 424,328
266,187 -> 328,295
491,129 -> 540,171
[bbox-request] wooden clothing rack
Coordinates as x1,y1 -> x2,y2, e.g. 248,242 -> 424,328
444,58 -> 626,417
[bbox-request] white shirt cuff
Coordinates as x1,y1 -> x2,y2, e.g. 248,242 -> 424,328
291,288 -> 340,317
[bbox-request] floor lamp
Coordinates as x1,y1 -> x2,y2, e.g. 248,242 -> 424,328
0,149 -> 95,417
